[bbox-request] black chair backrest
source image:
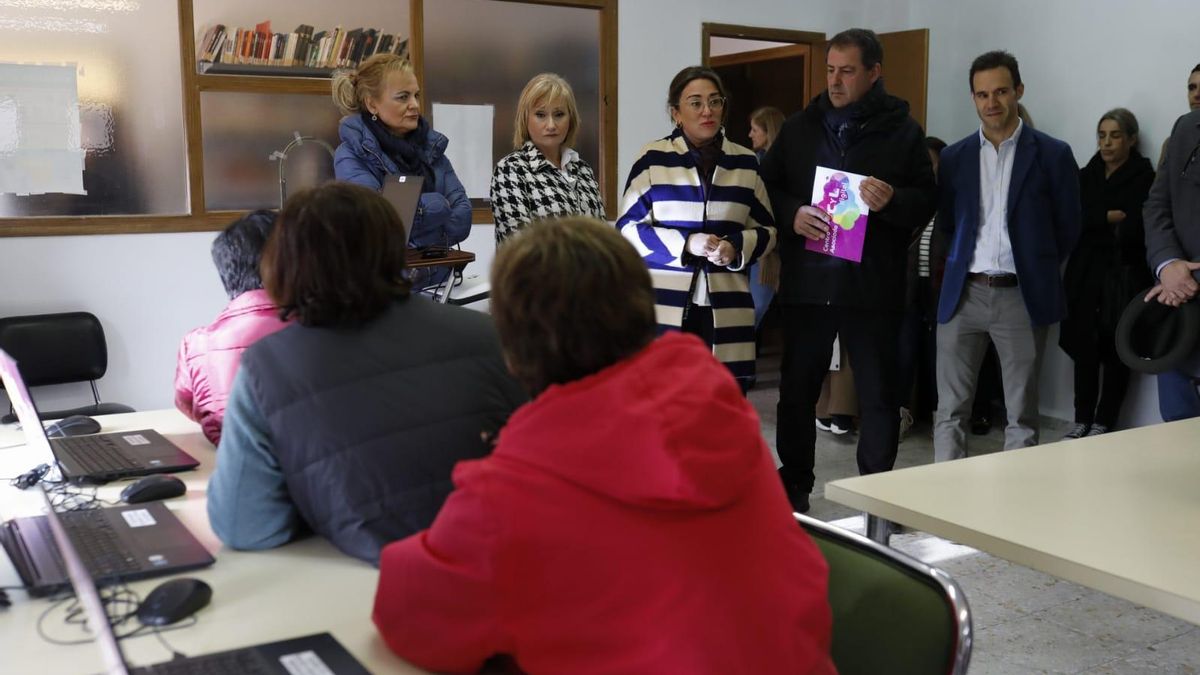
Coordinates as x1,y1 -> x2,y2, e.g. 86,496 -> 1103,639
0,312 -> 108,387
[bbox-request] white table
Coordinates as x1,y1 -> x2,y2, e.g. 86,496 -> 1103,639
824,417 -> 1200,626
0,410 -> 428,674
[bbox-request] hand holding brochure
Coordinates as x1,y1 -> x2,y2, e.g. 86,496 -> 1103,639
806,166 -> 870,262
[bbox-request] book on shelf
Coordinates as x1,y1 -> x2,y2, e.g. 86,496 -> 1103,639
195,20 -> 408,75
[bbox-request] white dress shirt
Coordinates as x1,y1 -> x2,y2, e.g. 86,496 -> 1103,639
969,119 -> 1024,275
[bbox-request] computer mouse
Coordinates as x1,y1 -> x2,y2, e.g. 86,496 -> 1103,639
44,414 -> 102,438
136,577 -> 212,626
121,474 -> 187,504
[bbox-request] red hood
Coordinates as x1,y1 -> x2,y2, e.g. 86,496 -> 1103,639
493,332 -> 767,510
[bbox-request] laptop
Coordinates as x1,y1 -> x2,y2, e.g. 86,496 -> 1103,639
380,174 -> 424,246
0,347 -> 214,596
0,348 -> 199,483
34,486 -> 368,675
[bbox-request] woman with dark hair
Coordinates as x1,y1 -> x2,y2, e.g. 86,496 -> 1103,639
616,66 -> 777,389
372,217 -> 835,674
1060,108 -> 1155,438
174,210 -> 288,446
331,54 -> 470,251
207,182 -> 524,564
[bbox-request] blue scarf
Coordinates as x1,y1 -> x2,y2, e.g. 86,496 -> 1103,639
362,112 -> 436,192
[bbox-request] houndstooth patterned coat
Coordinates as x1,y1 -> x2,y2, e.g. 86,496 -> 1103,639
490,142 -> 606,244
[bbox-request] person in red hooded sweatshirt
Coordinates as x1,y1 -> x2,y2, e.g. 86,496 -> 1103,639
372,216 -> 835,675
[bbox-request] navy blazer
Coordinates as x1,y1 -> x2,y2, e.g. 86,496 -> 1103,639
936,125 -> 1082,326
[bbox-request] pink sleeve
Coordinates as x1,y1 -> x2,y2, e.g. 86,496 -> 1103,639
173,338 -> 199,423
372,477 -> 506,673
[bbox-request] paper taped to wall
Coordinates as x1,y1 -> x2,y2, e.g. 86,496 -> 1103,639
0,62 -> 86,196
432,102 -> 493,200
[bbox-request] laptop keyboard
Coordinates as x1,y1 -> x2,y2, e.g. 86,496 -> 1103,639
57,509 -> 140,577
55,435 -> 142,475
133,648 -> 275,675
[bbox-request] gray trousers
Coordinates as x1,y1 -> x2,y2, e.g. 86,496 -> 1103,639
934,282 -> 1048,461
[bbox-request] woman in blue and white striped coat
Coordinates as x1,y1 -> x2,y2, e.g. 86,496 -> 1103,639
616,66 -> 777,387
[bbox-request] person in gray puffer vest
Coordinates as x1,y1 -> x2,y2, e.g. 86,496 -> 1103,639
207,181 -> 526,565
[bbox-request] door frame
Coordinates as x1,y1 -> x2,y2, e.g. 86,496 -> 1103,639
701,23 -> 825,104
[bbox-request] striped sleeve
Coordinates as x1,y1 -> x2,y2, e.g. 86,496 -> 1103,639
616,146 -> 691,270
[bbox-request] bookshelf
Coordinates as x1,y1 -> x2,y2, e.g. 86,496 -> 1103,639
0,0 -> 618,236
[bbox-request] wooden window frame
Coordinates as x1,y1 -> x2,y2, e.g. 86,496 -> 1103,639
0,0 -> 618,237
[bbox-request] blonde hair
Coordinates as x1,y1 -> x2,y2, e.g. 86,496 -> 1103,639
749,106 -> 785,151
332,53 -> 414,115
513,73 -> 580,150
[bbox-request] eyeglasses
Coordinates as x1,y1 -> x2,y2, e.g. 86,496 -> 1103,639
679,96 -> 726,112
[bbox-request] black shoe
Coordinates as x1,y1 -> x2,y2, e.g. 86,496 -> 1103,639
970,415 -> 991,435
777,469 -> 811,513
787,489 -> 811,514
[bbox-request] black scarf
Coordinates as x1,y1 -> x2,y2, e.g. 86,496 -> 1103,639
822,79 -> 885,151
362,112 -> 436,192
681,129 -> 724,195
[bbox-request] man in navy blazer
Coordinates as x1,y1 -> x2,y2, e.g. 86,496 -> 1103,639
934,51 -> 1081,461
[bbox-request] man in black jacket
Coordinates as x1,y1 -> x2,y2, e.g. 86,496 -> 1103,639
761,28 -> 936,513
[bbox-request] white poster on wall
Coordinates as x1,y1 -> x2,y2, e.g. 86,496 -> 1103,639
0,62 -> 86,196
431,102 -> 493,200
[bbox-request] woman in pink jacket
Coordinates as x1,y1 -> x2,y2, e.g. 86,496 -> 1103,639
373,217 -> 834,675
174,210 -> 288,445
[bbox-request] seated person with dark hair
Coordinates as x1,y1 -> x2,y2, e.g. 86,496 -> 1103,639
372,217 -> 835,674
175,210 -> 288,446
207,183 -> 526,565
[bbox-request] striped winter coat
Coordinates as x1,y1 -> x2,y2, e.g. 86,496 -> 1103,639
617,129 -> 777,379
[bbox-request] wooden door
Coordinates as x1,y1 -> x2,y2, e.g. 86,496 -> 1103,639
878,29 -> 929,130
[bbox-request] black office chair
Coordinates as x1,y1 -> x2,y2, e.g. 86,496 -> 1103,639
0,312 -> 136,423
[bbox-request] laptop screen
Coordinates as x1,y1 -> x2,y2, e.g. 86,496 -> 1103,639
36,484 -> 131,674
0,348 -> 56,467
379,175 -> 424,246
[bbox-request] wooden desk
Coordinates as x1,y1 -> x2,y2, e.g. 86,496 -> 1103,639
405,248 -> 475,270
406,249 -> 476,304
0,410 -> 427,674
824,418 -> 1200,626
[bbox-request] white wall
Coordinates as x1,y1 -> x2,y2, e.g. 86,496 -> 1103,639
0,232 -> 225,412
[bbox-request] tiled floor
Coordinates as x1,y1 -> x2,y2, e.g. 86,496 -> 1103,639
748,362 -> 1200,674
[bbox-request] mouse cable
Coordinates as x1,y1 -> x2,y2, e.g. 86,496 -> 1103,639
35,585 -> 197,647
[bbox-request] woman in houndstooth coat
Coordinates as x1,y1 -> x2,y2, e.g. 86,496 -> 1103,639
491,74 -> 605,245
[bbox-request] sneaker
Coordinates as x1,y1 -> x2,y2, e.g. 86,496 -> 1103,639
830,414 -> 853,435
899,407 -> 915,440
815,417 -> 834,432
1063,422 -> 1090,439
1084,424 -> 1109,437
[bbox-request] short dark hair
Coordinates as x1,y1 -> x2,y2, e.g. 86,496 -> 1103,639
969,50 -> 1022,91
666,66 -> 728,124
212,209 -> 275,299
1192,63 -> 1200,75
490,217 -> 656,395
924,136 -> 947,155
827,28 -> 883,69
261,182 -> 410,327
